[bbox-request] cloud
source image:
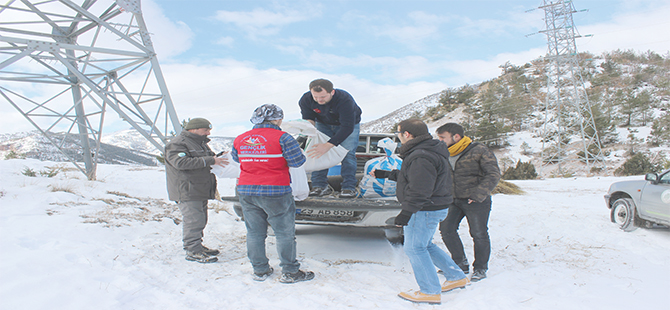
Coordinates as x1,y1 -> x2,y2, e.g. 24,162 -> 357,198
215,36 -> 235,47
438,48 -> 546,85
214,6 -> 320,38
453,8 -> 544,38
149,59 -> 448,137
340,10 -> 444,49
141,0 -> 194,59
304,52 -> 436,81
577,2 -> 670,54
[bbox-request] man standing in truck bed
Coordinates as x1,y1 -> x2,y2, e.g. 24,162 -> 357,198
298,78 -> 362,198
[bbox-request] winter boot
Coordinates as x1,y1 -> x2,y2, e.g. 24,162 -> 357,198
339,188 -> 358,198
185,251 -> 217,263
252,267 -> 274,282
279,270 -> 315,283
442,277 -> 470,292
471,269 -> 487,282
398,290 -> 441,304
202,245 -> 220,256
309,186 -> 333,197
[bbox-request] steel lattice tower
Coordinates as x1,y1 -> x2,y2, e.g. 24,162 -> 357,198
0,0 -> 181,179
539,0 -> 603,174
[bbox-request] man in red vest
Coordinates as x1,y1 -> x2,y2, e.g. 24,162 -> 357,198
232,104 -> 315,283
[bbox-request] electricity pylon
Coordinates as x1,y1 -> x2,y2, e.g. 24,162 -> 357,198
538,0 -> 603,175
0,0 -> 181,180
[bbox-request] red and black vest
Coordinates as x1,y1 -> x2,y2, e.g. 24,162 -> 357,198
233,127 -> 290,186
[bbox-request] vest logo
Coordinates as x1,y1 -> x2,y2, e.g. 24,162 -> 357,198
313,108 -> 321,113
240,134 -> 267,153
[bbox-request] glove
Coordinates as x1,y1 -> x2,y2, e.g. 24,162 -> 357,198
394,210 -> 413,226
373,169 -> 391,179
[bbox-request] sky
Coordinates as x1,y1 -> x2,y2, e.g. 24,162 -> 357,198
1,0 -> 669,136
1,158 -> 669,309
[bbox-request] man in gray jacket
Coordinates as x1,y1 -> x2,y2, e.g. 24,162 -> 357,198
165,118 -> 227,263
436,123 -> 500,281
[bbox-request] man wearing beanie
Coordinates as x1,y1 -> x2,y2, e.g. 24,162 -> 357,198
372,119 -> 467,305
436,123 -> 500,282
165,117 -> 228,263
232,104 -> 315,283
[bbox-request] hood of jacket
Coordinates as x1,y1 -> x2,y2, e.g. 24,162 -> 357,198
399,134 -> 450,160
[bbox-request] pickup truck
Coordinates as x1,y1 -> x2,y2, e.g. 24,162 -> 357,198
223,133 -> 405,244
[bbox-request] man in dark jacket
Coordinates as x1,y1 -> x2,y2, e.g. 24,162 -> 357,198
436,123 -> 500,281
165,118 -> 227,263
372,119 -> 467,305
298,78 -> 362,198
232,104 -> 314,284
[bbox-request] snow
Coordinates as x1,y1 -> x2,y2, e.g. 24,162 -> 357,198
1,158 -> 669,309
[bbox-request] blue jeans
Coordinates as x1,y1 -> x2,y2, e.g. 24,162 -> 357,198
404,209 -> 466,295
239,193 -> 300,274
439,196 -> 492,271
311,122 -> 360,190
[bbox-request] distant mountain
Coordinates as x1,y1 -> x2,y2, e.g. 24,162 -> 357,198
0,131 -> 159,165
361,92 -> 442,133
0,130 -> 234,166
100,130 -> 234,155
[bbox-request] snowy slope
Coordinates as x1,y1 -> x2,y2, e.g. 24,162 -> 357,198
361,92 -> 442,133
0,159 -> 667,309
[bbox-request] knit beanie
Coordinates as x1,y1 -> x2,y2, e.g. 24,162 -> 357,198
184,118 -> 212,130
250,104 -> 284,124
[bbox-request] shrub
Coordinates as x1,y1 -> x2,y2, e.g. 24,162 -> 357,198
614,153 -> 661,176
22,167 -> 36,177
502,160 -> 538,180
520,142 -> 533,155
491,179 -> 525,195
48,184 -> 76,194
39,166 -> 61,178
5,150 -> 25,159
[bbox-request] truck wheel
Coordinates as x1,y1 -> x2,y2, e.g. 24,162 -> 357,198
610,198 -> 637,232
384,227 -> 404,246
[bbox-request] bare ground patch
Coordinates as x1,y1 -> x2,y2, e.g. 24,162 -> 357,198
80,191 -> 181,227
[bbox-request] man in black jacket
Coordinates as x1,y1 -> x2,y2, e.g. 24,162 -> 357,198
436,123 -> 500,281
373,119 -> 467,305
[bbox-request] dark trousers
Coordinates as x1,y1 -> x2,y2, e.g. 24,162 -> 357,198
439,196 -> 492,271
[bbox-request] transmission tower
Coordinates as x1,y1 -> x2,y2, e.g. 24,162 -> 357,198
538,0 -> 603,175
0,0 -> 181,180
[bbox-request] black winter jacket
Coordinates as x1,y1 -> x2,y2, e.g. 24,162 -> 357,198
389,135 -> 453,213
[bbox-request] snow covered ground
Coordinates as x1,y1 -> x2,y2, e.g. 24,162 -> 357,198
1,159 -> 668,310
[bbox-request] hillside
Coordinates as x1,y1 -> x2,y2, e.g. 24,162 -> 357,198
361,50 -> 670,177
1,50 -> 668,178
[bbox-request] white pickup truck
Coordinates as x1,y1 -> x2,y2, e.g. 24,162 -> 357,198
223,133 -> 405,244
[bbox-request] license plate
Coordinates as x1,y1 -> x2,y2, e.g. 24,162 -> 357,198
297,208 -> 354,217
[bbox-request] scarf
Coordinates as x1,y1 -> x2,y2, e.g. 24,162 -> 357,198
448,136 -> 472,156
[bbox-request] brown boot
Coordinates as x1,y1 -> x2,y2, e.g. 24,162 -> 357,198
398,290 -> 441,304
442,277 -> 470,292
